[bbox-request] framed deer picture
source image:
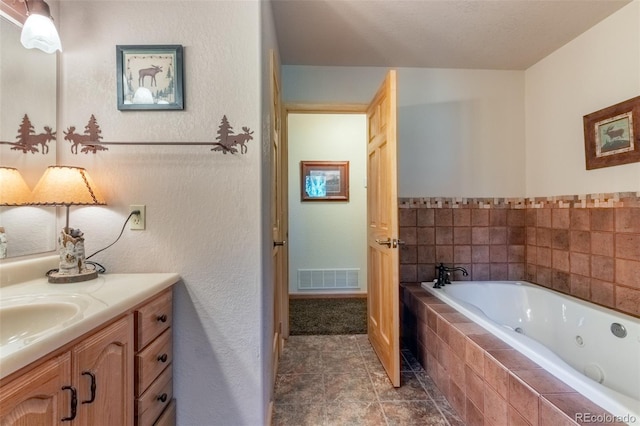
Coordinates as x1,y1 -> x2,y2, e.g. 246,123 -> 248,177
583,96 -> 640,170
116,45 -> 184,111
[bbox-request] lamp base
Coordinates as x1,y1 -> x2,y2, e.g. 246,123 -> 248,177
48,269 -> 98,284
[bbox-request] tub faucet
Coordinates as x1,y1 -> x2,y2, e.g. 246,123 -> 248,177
434,263 -> 469,288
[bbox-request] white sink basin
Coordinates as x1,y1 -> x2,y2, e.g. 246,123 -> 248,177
0,296 -> 88,346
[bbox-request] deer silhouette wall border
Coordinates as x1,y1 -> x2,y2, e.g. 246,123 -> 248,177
0,114 -> 56,155
61,114 -> 253,155
583,95 -> 640,170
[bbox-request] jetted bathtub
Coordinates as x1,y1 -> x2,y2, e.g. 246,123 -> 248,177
420,280 -> 640,422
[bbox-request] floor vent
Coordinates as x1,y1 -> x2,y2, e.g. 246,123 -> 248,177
297,269 -> 359,290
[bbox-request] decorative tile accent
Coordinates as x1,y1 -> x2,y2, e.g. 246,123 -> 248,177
399,192 -> 640,209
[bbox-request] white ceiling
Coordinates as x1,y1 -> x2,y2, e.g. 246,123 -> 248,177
271,0 -> 632,70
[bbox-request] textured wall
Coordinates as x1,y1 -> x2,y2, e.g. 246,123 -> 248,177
58,2 -> 266,424
282,66 -> 526,198
525,0 -> 640,197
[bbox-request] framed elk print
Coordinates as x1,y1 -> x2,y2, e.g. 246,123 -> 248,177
116,45 -> 184,111
583,96 -> 640,169
300,161 -> 349,201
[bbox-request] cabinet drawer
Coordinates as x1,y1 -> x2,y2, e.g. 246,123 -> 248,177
135,328 -> 172,396
153,399 -> 176,426
136,290 -> 172,351
136,366 -> 172,426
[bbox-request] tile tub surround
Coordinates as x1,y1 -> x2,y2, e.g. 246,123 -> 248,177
400,285 -> 630,426
398,193 -> 640,318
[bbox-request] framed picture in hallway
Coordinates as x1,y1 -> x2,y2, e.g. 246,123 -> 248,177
116,45 -> 184,111
300,161 -> 349,201
583,96 -> 640,169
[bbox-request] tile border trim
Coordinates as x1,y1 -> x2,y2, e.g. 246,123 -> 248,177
399,192 -> 640,209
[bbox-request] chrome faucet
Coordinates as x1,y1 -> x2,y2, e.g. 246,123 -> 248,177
433,263 -> 469,288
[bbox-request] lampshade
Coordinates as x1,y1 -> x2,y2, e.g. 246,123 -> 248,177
0,167 -> 32,206
20,0 -> 62,54
31,166 -> 106,206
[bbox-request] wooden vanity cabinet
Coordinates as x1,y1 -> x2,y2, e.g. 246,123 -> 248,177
134,289 -> 175,426
0,315 -> 133,426
73,315 -> 134,426
0,353 -> 71,425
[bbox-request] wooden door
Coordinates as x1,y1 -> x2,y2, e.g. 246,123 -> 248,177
367,70 -> 400,387
0,353 -> 71,425
270,49 -> 288,385
73,316 -> 134,426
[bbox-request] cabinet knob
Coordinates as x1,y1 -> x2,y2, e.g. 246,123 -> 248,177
157,314 -> 168,323
157,353 -> 168,363
157,393 -> 168,403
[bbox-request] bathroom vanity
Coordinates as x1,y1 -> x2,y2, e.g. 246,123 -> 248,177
0,257 -> 179,426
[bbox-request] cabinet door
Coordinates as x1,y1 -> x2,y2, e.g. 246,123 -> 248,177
73,315 -> 134,426
0,353 -> 71,426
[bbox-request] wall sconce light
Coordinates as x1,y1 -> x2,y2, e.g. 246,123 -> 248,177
20,0 -> 61,54
0,167 -> 33,259
31,166 -> 106,283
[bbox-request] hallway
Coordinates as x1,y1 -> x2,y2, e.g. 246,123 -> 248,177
273,335 -> 464,425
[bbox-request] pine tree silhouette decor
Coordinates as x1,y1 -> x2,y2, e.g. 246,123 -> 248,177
212,115 -> 253,154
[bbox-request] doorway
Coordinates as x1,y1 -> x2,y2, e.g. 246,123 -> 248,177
285,109 -> 368,335
279,68 -> 400,388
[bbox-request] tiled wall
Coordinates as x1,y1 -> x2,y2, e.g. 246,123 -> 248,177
401,285 -> 625,426
399,193 -> 640,318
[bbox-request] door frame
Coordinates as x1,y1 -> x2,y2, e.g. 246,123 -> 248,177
282,102 -> 369,315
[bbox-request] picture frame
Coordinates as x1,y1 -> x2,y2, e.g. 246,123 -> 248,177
583,96 -> 640,170
116,45 -> 184,111
300,161 -> 349,201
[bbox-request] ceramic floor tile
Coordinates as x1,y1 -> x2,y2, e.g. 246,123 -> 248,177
324,401 -> 388,426
275,335 -> 455,426
324,372 -> 377,402
381,400 -> 448,426
273,403 -> 326,426
371,371 -> 430,402
278,350 -> 323,374
275,373 -> 325,404
322,350 -> 368,374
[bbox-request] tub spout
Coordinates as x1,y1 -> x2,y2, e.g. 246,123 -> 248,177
434,263 -> 469,288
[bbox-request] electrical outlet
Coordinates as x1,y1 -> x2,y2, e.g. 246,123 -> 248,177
130,205 -> 146,230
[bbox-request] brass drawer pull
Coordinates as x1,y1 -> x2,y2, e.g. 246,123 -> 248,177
157,353 -> 168,363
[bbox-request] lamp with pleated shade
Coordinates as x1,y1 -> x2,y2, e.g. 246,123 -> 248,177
31,166 -> 106,283
0,167 -> 33,259
0,167 -> 32,206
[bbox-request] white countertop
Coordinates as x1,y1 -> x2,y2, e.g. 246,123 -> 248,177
0,272 -> 180,380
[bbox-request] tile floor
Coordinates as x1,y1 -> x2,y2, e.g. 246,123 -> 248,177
273,335 -> 464,426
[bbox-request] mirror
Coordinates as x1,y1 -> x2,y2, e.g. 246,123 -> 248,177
0,13 -> 58,258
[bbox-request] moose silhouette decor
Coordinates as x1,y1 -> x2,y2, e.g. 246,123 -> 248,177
0,114 -> 56,154
583,96 -> 640,170
61,114 -> 253,155
63,115 -> 109,154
